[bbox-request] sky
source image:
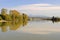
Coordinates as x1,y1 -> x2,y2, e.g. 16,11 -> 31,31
0,0 -> 60,8
0,0 -> 60,17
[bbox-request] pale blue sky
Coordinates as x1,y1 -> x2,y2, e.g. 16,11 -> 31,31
0,0 -> 60,17
0,0 -> 60,8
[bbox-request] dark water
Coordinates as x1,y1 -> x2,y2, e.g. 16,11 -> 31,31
0,21 -> 60,40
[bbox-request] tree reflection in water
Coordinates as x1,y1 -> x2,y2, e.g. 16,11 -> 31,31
0,17 -> 60,32
0,20 -> 28,32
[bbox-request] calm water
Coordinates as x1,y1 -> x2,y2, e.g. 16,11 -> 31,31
0,21 -> 60,40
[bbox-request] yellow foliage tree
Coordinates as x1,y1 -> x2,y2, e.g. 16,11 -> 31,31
9,10 -> 22,24
22,13 -> 28,26
1,8 -> 12,21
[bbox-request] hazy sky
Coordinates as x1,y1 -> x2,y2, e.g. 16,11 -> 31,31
0,0 -> 60,8
0,0 -> 60,17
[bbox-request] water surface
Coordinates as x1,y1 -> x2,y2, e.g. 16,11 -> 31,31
0,21 -> 60,40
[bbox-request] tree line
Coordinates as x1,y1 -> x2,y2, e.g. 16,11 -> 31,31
0,8 -> 28,21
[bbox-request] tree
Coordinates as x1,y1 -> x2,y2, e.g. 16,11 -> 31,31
22,13 -> 28,26
9,10 -> 22,23
1,8 -> 12,21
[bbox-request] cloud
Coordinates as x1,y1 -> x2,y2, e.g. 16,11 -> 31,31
9,4 -> 60,17
11,4 -> 60,10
